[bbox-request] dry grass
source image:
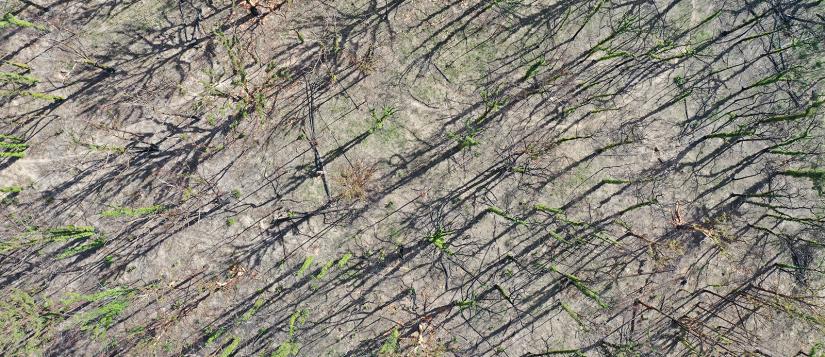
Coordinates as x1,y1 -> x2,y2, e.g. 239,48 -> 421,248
335,161 -> 376,201
237,0 -> 286,14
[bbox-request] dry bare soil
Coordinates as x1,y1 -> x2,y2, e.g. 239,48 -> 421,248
2,0 -> 825,356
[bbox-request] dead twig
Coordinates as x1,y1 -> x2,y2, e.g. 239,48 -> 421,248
304,75 -> 332,202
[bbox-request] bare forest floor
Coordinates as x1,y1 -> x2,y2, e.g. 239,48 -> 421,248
1,0 -> 825,356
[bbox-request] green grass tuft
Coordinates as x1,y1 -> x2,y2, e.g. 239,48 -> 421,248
781,169 -> 825,195
520,58 -> 545,82
378,327 -> 400,355
219,336 -> 240,357
0,289 -> 56,356
425,227 -> 453,255
241,298 -> 265,321
0,71 -> 38,85
57,237 -> 105,259
48,225 -> 96,241
205,327 -> 225,345
0,12 -> 46,30
287,309 -> 308,337
600,178 -> 631,185
534,204 -> 564,214
455,298 -> 477,310
100,205 -> 166,218
561,302 -> 587,329
0,90 -> 65,101
272,341 -> 300,357
0,134 -> 27,158
551,265 -> 609,309
315,260 -> 335,280
368,105 -> 397,134
62,287 -> 133,336
337,252 -> 352,268
1,185 -> 22,193
487,206 -> 527,225
296,256 -> 314,277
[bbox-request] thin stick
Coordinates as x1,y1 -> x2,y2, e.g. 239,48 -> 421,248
304,75 -> 331,202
